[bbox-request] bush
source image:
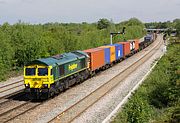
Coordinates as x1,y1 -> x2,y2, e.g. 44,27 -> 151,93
125,95 -> 152,123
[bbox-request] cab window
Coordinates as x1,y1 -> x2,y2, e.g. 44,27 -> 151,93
38,68 -> 48,76
25,68 -> 36,76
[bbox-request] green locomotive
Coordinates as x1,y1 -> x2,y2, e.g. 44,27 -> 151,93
24,51 -> 89,99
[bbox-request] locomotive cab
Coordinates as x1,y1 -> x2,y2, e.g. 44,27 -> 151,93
24,65 -> 53,89
24,51 -> 89,99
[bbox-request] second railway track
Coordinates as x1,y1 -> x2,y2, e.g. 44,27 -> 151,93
48,37 -> 163,123
0,100 -> 42,123
0,80 -> 43,123
0,80 -> 24,100
0,80 -> 23,90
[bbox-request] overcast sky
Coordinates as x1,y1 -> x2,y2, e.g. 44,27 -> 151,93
0,0 -> 180,24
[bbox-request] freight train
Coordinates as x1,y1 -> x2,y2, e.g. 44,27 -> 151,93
24,33 -> 157,99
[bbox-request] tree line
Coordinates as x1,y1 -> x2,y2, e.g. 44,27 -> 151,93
0,18 -> 146,81
145,19 -> 180,37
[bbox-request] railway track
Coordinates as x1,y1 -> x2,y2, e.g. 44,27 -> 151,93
0,80 -> 40,123
0,79 -> 25,111
0,90 -> 26,106
0,82 -> 24,105
0,85 -> 34,123
0,83 -> 43,123
48,37 -> 163,123
0,79 -> 23,90
0,100 -> 42,123
0,80 -> 24,99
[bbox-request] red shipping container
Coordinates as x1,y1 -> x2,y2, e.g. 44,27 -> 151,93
118,42 -> 130,57
134,39 -> 139,50
83,48 -> 105,71
127,39 -> 139,51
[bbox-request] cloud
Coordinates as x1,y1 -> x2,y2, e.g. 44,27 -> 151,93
0,0 -> 180,24
20,0 -> 34,3
0,0 -> 6,4
177,3 -> 180,6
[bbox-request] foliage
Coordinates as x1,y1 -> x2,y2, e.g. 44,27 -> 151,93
175,21 -> 180,37
126,18 -> 144,26
113,42 -> 180,123
125,95 -> 152,123
0,18 -> 145,81
0,29 -> 14,80
145,21 -> 174,29
145,19 -> 180,37
115,18 -> 146,41
97,18 -> 112,30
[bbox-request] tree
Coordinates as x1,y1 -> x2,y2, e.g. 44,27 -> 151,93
175,20 -> 180,37
173,18 -> 180,23
126,18 -> 144,26
97,18 -> 111,30
0,30 -> 14,80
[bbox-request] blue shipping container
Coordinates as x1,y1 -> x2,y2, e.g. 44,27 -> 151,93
144,34 -> 153,41
109,44 -> 123,60
98,47 -> 111,64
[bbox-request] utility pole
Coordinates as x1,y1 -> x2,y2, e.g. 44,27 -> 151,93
110,27 -> 126,44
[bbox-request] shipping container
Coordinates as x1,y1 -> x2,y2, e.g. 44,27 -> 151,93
134,39 -> 139,50
108,44 -> 123,60
144,35 -> 153,41
128,40 -> 135,51
118,42 -> 130,57
83,48 -> 105,71
98,47 -> 111,64
98,46 -> 115,63
127,39 -> 139,51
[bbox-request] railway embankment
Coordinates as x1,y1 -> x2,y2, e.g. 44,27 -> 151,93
112,40 -> 180,123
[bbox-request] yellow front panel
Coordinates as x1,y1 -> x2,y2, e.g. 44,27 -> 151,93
24,77 -> 46,88
24,65 -> 54,89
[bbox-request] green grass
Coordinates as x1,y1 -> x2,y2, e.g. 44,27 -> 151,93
112,40 -> 180,123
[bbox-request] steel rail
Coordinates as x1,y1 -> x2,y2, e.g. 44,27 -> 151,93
48,37 -> 162,123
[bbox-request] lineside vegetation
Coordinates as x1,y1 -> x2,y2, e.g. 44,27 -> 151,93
112,40 -> 180,123
0,18 -> 145,81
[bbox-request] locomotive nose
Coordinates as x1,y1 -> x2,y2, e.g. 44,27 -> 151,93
32,80 -> 43,88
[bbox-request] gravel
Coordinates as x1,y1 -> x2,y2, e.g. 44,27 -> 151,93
0,76 -> 24,98
72,36 -> 165,123
0,76 -> 23,87
9,36 -> 163,123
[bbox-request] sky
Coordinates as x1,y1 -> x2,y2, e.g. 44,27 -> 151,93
0,0 -> 180,24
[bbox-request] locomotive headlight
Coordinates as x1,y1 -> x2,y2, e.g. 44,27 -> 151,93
25,84 -> 30,87
43,84 -> 48,88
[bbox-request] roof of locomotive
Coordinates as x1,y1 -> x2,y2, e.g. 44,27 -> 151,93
25,50 -> 88,67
